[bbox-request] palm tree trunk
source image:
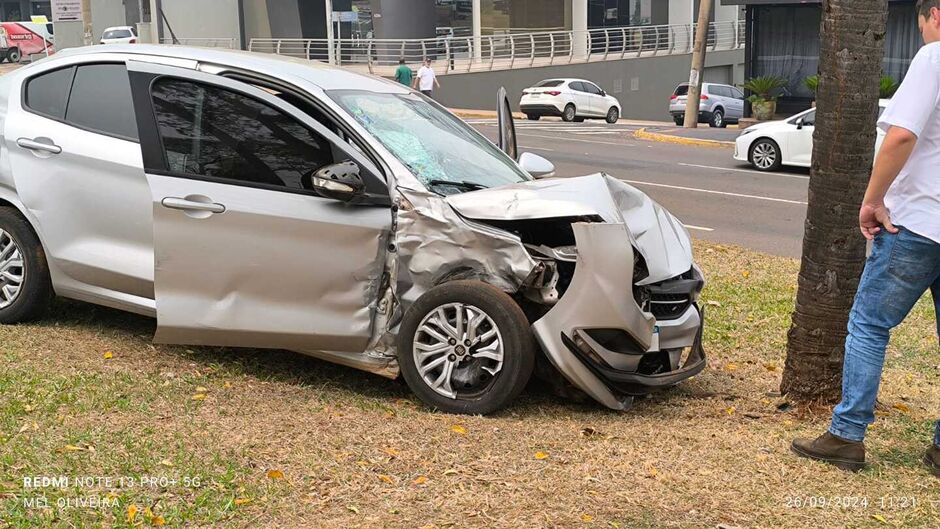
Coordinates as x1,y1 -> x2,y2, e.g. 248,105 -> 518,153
781,0 -> 888,401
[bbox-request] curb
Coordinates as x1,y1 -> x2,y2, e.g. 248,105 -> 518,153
634,127 -> 735,149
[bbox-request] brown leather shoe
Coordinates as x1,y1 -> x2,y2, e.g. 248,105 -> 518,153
791,431 -> 866,472
924,445 -> 940,477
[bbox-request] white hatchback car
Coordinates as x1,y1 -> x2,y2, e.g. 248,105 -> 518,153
734,100 -> 889,171
100,26 -> 137,45
519,78 -> 622,123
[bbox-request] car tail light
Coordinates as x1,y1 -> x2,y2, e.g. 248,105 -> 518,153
670,95 -> 678,100
700,95 -> 709,100
545,91 -> 561,96
129,38 -> 136,44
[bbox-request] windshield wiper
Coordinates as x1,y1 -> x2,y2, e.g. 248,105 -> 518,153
426,179 -> 489,191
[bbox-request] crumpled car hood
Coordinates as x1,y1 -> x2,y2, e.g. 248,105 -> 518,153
445,173 -> 694,284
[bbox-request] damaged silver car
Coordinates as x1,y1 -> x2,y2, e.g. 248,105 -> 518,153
0,46 -> 705,414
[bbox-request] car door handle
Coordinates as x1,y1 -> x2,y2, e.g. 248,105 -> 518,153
16,137 -> 61,154
161,197 -> 226,214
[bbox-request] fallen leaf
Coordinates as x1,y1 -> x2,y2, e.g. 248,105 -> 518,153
724,363 -> 739,372
412,475 -> 428,485
103,351 -> 113,359
580,427 -> 603,438
534,451 -> 549,460
233,498 -> 251,506
223,381 -> 233,389
451,424 -> 467,435
63,444 -> 84,452
266,469 -> 285,480
742,270 -> 750,278
442,469 -> 459,476
159,459 -> 174,467
892,403 -> 910,413
726,406 -> 736,415
195,386 -> 208,393
383,447 -> 400,457
872,514 -> 888,524
580,513 -> 595,522
646,464 -> 658,478
191,393 -> 207,401
763,362 -> 777,372
151,516 -> 166,526
127,504 -> 139,522
346,504 -> 360,514
17,424 -> 28,434
378,474 -> 394,484
705,300 -> 722,307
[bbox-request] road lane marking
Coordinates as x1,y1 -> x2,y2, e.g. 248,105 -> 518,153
684,224 -> 715,232
517,132 -> 635,147
678,162 -> 810,180
519,145 -> 556,152
619,179 -> 808,205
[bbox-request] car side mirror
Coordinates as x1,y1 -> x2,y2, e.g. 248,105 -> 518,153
795,117 -> 804,130
519,152 -> 555,179
305,161 -> 365,202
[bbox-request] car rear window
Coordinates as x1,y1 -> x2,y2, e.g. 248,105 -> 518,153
103,29 -> 132,39
536,80 -> 563,87
673,85 -> 689,96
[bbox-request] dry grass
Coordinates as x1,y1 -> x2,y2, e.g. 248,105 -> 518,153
0,241 -> 937,529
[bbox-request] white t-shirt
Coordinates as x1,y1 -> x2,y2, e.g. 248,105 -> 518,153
416,66 -> 436,91
877,41 -> 940,244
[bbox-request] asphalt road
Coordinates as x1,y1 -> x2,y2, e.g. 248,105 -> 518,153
468,117 -> 809,258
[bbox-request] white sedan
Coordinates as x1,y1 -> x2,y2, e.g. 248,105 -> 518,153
100,26 -> 137,44
519,78 -> 622,123
734,100 -> 889,171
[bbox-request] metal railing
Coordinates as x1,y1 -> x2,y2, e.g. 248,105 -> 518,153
160,38 -> 236,48
248,21 -> 743,76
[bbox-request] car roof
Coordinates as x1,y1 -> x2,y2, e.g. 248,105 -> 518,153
103,26 -> 135,31
45,44 -> 410,93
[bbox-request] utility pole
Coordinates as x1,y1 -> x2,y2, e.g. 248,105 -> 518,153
683,0 -> 713,128
325,0 -> 334,64
81,0 -> 93,45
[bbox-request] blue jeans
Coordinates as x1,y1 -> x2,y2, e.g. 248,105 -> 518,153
829,228 -> 940,446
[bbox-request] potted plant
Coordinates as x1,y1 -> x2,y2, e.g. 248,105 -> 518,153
803,75 -> 819,107
742,75 -> 788,121
879,74 -> 899,98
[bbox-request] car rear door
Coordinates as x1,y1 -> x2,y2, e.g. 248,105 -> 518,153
4,60 -> 155,308
729,86 -> 745,120
126,60 -> 392,352
583,82 -> 605,116
785,110 -> 815,166
569,82 -> 592,116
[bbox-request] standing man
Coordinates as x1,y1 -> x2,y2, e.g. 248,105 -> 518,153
791,0 -> 940,476
414,58 -> 440,98
394,58 -> 413,87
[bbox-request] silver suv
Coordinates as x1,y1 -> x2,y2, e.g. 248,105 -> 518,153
669,82 -> 745,128
0,45 -> 706,414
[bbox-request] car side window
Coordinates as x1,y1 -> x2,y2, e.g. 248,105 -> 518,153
569,81 -> 584,92
801,110 -> 816,126
65,64 -> 139,140
24,66 -> 75,119
150,78 -> 335,190
586,83 -> 603,95
731,87 -> 745,99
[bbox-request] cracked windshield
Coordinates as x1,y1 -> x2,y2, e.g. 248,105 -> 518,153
328,90 -> 530,193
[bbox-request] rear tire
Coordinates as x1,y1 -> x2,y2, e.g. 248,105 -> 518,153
709,109 -> 725,128
526,113 -> 540,121
605,107 -> 619,124
561,104 -> 576,122
398,280 -> 534,415
6,47 -> 20,64
673,115 -> 684,126
0,207 -> 52,324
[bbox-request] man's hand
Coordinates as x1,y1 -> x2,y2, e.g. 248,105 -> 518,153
859,202 -> 898,240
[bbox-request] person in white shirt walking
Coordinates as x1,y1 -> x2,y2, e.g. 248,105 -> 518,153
413,58 -> 440,98
792,0 -> 940,477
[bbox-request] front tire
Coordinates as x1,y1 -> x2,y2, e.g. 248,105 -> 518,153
673,115 -> 684,126
0,207 -> 52,323
749,138 -> 782,171
561,104 -> 576,122
605,107 -> 619,124
398,280 -> 534,415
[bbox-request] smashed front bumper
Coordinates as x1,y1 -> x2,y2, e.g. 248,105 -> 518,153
531,222 -> 705,411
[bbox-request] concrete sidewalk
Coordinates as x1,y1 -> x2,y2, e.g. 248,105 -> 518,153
634,124 -> 739,148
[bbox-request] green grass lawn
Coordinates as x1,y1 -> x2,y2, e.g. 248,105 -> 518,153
1,241 -> 937,528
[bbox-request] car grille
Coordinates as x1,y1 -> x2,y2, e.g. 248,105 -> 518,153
649,293 -> 692,321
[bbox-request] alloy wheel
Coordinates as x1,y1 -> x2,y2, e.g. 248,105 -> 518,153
412,302 -> 504,399
0,229 -> 25,310
752,142 -> 777,169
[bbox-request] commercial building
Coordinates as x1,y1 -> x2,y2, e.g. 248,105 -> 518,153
724,0 -> 923,114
